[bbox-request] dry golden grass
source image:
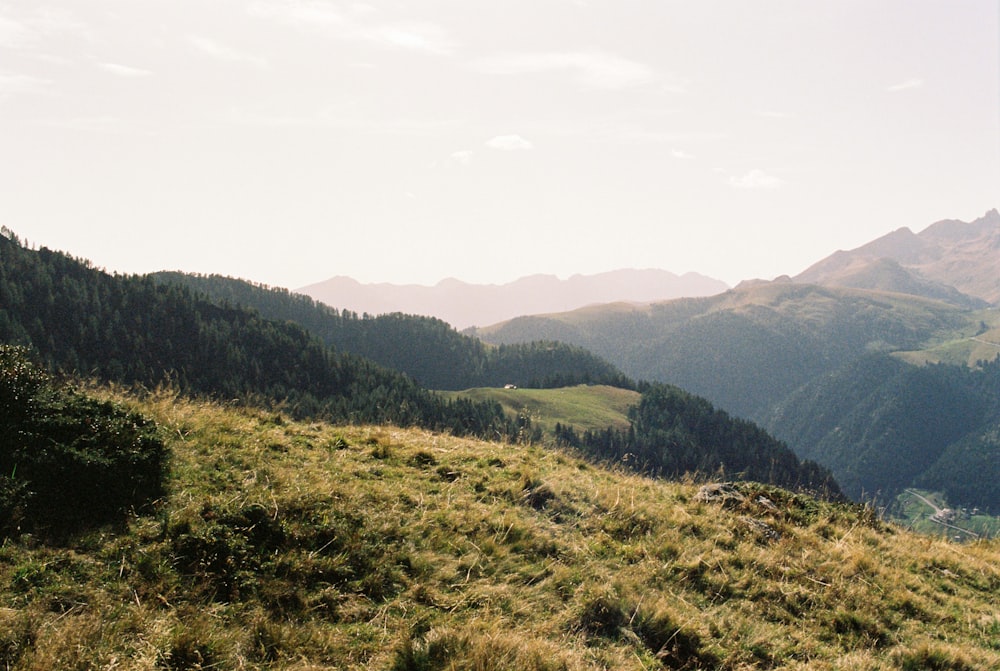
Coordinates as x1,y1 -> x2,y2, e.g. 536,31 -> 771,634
0,388 -> 996,670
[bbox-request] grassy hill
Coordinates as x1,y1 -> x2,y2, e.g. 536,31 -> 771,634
443,384 -> 640,433
1,388 -> 997,670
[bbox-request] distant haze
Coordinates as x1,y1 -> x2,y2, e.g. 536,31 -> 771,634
1,2 -> 997,289
298,269 -> 728,329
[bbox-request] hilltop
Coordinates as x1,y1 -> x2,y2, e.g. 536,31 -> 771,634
0,388 -> 996,670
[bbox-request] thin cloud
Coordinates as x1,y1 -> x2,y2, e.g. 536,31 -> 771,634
248,1 -> 454,54
224,107 -> 463,135
584,123 -> 724,146
756,110 -> 792,119
0,72 -> 49,96
729,169 -> 785,189
451,150 -> 474,164
0,15 -> 31,47
0,7 -> 89,48
485,135 -> 534,151
471,51 -> 659,90
368,22 -> 455,55
247,0 -> 345,27
31,115 -> 155,135
100,63 -> 152,78
189,36 -> 268,67
671,149 -> 695,159
887,78 -> 923,92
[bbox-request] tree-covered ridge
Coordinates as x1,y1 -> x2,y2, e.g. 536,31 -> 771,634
0,233 -> 514,437
556,382 -> 842,499
762,354 -> 1000,511
149,272 -> 632,390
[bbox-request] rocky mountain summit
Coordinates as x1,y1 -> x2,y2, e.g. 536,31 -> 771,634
795,209 -> 1000,306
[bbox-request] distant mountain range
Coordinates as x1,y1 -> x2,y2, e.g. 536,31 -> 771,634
794,208 -> 1000,307
467,210 -> 1000,510
297,269 -> 728,330
298,210 -> 998,330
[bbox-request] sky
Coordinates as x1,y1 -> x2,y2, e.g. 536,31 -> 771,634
1,1 -> 998,290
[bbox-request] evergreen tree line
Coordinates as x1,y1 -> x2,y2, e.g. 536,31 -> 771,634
556,382 -> 842,498
0,233 -> 515,437
150,272 -> 634,391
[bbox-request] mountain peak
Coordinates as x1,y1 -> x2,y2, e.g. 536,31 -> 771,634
795,210 -> 999,305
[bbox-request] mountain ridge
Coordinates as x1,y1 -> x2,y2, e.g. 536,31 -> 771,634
795,208 -> 1000,305
469,280 -> 1000,509
297,268 -> 728,330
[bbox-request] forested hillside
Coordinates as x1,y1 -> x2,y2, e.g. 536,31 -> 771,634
150,272 -> 631,391
762,354 -> 1000,511
471,282 -> 1000,507
557,382 -> 840,498
0,232 -> 514,436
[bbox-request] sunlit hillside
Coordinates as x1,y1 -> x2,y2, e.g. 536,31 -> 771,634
443,384 -> 640,433
1,388 -> 997,670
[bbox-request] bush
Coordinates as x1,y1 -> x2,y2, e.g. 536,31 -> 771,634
0,346 -> 168,538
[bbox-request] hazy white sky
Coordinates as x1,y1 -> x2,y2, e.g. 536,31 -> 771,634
1,1 -> 998,289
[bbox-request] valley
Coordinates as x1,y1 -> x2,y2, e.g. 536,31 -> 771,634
894,489 -> 1000,541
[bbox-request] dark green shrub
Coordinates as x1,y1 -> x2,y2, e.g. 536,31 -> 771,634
0,345 -> 168,538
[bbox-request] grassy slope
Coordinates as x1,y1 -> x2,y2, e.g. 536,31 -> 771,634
0,390 -> 998,670
443,384 -> 640,433
893,309 -> 1000,367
